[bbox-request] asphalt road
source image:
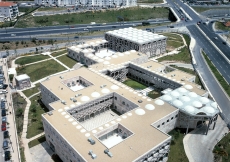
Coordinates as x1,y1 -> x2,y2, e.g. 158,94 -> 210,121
0,19 -> 170,39
166,0 -> 230,84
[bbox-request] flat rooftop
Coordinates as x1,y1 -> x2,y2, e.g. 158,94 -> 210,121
42,47 -> 209,161
105,27 -> 167,45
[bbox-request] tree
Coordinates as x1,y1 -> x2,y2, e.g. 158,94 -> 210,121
16,108 -> 23,116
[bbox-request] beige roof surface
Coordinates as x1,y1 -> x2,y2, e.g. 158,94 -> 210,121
42,46 -> 207,161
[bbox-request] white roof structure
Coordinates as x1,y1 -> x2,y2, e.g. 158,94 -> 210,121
106,27 -> 167,45
160,88 -> 219,117
15,74 -> 30,81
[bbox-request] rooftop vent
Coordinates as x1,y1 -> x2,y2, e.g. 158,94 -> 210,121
147,66 -> 152,68
181,78 -> 185,81
104,149 -> 113,158
75,94 -> 82,97
100,85 -> 107,88
138,100 -> 143,103
60,76 -> 64,79
61,100 -> 66,105
73,98 -> 77,102
70,97 -> 74,101
47,112 -> 53,116
89,150 -> 97,159
88,137 -> 96,145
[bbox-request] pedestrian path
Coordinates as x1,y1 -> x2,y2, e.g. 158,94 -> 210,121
18,91 -> 33,162
139,86 -> 154,95
28,132 -> 45,142
48,53 -> 70,70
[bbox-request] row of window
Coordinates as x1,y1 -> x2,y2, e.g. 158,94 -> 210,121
157,115 -> 178,128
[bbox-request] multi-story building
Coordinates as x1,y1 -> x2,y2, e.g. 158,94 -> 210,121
35,0 -> 136,7
0,1 -> 19,19
41,28 -> 219,162
105,28 -> 167,57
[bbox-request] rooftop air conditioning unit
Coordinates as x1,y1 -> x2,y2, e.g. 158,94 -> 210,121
73,98 -> 77,102
70,97 -> 74,100
60,76 -> 64,79
47,112 -> 53,116
75,94 -> 82,97
61,100 -> 66,105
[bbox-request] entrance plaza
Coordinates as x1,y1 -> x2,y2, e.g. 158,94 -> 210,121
40,28 -> 219,162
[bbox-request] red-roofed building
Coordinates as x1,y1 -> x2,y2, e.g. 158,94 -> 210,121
0,1 -> 19,19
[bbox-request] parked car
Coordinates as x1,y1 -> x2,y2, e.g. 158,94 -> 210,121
1,109 -> 6,116
1,123 -> 6,131
2,116 -> 7,123
1,97 -> 6,102
3,140 -> 9,150
3,131 -> 9,139
1,103 -> 5,109
4,151 -> 10,161
0,90 -> 8,94
3,84 -> 8,89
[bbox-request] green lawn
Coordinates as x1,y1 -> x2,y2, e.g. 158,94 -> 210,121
28,135 -> 46,148
167,40 -> 184,49
147,90 -> 161,99
57,55 -> 78,68
215,21 -> 230,31
22,84 -> 40,98
158,47 -> 191,63
123,78 -> 147,90
27,95 -> 49,138
51,49 -> 67,57
192,7 -> 228,13
203,52 -> 230,97
12,93 -> 27,162
168,129 -> 189,162
213,133 -> 230,162
183,34 -> 191,46
16,60 -> 66,82
170,65 -> 204,89
15,7 -> 169,28
15,55 -> 49,65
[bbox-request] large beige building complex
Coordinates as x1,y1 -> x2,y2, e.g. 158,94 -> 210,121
41,28 -> 219,162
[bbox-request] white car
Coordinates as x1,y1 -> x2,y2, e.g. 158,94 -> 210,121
214,37 -> 218,40
83,28 -> 89,31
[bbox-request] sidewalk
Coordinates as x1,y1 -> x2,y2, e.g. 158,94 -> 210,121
183,117 -> 228,162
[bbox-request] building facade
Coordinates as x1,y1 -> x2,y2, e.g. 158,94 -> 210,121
40,28 -> 219,162
35,0 -> 136,7
0,2 -> 19,19
15,74 -> 31,90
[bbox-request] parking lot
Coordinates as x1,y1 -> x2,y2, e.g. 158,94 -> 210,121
0,58 -> 20,162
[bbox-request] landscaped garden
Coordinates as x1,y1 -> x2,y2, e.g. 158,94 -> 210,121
213,133 -> 230,162
51,49 -> 67,57
16,60 -> 66,82
147,90 -> 161,99
12,93 -> 27,162
15,55 -> 50,65
26,95 -> 49,138
57,55 -> 78,68
157,47 -> 191,63
123,78 -> 147,90
168,129 -> 189,162
22,84 -> 40,98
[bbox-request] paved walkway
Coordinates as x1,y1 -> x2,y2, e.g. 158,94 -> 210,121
28,132 -> 45,142
19,91 -> 33,162
183,117 -> 228,162
48,53 -> 70,70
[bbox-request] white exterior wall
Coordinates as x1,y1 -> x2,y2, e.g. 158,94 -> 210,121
152,109 -> 179,133
0,5 -> 18,18
42,116 -> 86,162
